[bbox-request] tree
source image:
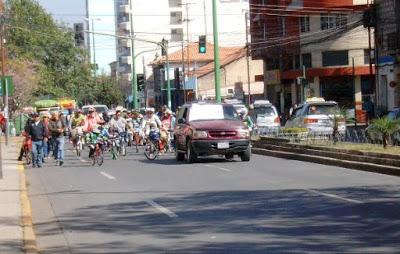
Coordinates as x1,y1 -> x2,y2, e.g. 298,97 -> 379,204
6,0 -> 92,104
92,75 -> 124,107
367,117 -> 400,149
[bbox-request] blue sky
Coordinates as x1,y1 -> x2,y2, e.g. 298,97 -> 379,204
37,0 -> 116,73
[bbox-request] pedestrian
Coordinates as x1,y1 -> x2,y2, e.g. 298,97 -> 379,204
48,112 -> 66,166
41,112 -> 51,162
363,96 -> 375,125
26,112 -> 47,168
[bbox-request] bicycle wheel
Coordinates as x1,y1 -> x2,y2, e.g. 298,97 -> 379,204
121,142 -> 127,157
76,143 -> 81,157
111,144 -> 118,160
96,149 -> 104,166
91,154 -> 96,166
25,150 -> 32,165
144,141 -> 159,160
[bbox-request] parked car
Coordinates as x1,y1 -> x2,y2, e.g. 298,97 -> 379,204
174,102 -> 251,163
82,105 -> 109,115
285,98 -> 346,135
252,100 -> 280,133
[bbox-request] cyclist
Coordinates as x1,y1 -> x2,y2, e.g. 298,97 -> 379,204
83,106 -> 103,133
160,109 -> 173,152
142,107 -> 163,150
110,108 -> 127,134
70,109 -> 85,147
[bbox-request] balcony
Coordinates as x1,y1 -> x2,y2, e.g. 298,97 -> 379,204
119,22 -> 130,31
119,39 -> 132,48
119,5 -> 130,14
169,0 -> 182,8
170,28 -> 183,42
120,56 -> 131,65
170,11 -> 183,25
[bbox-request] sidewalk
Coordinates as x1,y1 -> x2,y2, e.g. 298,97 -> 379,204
0,138 -> 36,253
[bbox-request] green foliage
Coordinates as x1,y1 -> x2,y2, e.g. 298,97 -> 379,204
368,117 -> 400,148
6,0 -> 99,106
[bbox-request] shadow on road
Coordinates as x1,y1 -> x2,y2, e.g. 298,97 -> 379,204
34,185 -> 400,253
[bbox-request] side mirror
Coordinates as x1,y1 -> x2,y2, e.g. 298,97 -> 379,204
177,118 -> 186,124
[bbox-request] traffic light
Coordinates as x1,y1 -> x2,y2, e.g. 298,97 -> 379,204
73,23 -> 85,47
199,35 -> 206,54
137,74 -> 145,91
161,39 -> 168,56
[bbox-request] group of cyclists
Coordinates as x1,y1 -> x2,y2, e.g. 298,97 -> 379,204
21,105 -> 177,166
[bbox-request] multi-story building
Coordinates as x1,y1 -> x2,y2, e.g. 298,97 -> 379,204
114,0 -> 250,96
375,0 -> 400,111
250,0 -> 374,119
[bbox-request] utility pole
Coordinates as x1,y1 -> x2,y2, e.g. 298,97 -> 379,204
212,0 -> 221,102
245,11 -> 251,106
367,0 -> 375,105
129,0 -> 138,109
163,39 -> 172,109
143,56 -> 147,108
185,2 -> 191,103
0,2 -> 4,179
1,16 -> 8,145
91,19 -> 97,77
203,0 -> 207,36
181,40 -> 186,104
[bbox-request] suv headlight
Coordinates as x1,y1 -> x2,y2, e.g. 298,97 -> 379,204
238,129 -> 250,138
193,130 -> 208,139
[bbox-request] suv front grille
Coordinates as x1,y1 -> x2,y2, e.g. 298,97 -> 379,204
208,131 -> 237,138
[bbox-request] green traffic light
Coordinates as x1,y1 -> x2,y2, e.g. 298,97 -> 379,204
199,46 -> 206,54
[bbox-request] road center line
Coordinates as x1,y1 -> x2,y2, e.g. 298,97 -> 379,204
305,189 -> 363,204
100,172 -> 116,180
204,164 -> 232,172
146,200 -> 178,218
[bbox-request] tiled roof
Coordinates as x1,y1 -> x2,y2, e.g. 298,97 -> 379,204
150,42 -> 244,66
191,47 -> 247,78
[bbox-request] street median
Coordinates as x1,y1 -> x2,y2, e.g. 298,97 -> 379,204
252,137 -> 400,176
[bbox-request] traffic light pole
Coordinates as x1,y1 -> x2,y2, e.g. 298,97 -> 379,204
164,40 -> 172,109
129,0 -> 138,109
212,0 -> 221,102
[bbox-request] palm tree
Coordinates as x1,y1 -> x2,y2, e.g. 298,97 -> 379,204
367,117 -> 400,148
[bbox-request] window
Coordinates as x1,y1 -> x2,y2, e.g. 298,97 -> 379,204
300,16 -> 310,33
322,50 -> 349,66
293,54 -> 300,69
302,53 -> 312,68
262,22 -> 267,40
387,32 -> 398,50
321,14 -> 347,30
279,17 -> 285,36
364,49 -> 375,64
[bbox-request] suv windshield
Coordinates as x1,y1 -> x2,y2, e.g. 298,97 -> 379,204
254,106 -> 275,116
307,104 -> 340,115
189,104 -> 239,121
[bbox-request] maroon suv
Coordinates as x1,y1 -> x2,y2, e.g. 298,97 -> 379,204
174,103 -> 251,163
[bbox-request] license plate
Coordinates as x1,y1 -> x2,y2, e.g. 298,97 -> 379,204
217,142 -> 229,149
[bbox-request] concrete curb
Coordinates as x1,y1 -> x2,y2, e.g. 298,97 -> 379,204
252,147 -> 400,176
18,163 -> 38,253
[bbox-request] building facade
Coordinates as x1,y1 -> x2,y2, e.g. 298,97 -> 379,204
375,0 -> 400,111
250,0 -> 374,119
114,0 -> 250,96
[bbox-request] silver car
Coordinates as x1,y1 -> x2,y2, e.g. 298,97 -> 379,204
285,100 -> 346,135
252,100 -> 280,134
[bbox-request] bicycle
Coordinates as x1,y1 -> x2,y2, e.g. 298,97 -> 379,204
75,134 -> 85,157
144,131 -> 161,160
23,136 -> 33,165
88,141 -> 104,166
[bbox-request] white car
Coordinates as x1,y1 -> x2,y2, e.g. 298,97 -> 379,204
252,100 -> 281,133
285,98 -> 346,135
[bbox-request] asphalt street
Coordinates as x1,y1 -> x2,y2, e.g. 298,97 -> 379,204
26,144 -> 400,254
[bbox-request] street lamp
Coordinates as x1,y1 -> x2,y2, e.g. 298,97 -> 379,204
85,17 -> 101,76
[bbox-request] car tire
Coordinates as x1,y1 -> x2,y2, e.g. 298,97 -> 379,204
240,146 -> 251,162
225,153 -> 234,160
186,141 -> 197,164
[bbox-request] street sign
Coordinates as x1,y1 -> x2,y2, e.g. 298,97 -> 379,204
0,76 -> 14,96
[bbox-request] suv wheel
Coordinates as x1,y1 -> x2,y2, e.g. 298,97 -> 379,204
186,141 -> 197,163
240,146 -> 251,162
175,149 -> 185,161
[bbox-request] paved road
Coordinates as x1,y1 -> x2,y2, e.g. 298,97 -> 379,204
26,144 -> 400,254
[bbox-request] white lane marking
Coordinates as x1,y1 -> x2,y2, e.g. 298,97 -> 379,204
146,200 -> 178,218
305,189 -> 363,204
204,164 -> 232,172
100,172 -> 116,180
